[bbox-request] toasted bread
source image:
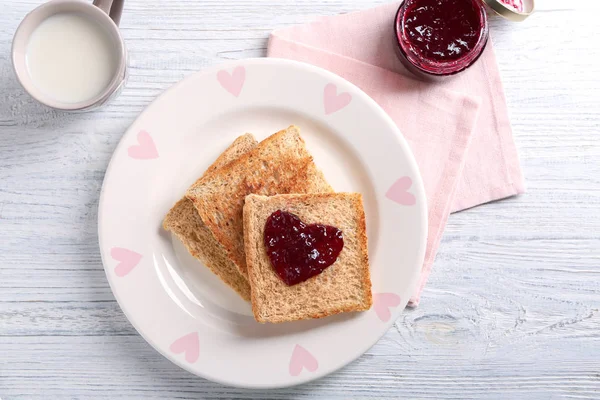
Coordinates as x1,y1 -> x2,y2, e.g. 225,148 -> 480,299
243,193 -> 372,323
185,126 -> 333,278
163,134 -> 257,301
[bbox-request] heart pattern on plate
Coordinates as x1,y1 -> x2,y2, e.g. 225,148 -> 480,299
373,293 -> 402,322
289,345 -> 318,376
170,332 -> 200,363
111,247 -> 142,277
323,83 -> 352,115
385,176 -> 416,206
217,66 -> 246,97
128,130 -> 159,160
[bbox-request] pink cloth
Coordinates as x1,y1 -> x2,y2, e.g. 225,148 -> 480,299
267,2 -> 525,306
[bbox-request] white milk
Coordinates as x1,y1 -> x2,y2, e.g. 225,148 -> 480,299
26,12 -> 118,104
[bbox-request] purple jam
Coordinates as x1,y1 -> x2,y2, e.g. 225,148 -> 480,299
264,210 -> 344,286
499,0 -> 524,12
403,0 -> 482,62
395,0 -> 488,77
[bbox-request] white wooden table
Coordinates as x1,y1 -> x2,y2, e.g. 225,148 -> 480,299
1,1 -> 599,398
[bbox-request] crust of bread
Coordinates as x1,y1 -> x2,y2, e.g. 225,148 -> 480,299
163,134 -> 257,301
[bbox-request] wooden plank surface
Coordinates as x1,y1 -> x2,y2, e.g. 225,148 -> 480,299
1,0 -> 599,398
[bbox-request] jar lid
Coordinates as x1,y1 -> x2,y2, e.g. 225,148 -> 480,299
481,0 -> 535,22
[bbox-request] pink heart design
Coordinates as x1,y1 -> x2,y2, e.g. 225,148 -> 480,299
385,176 -> 416,206
217,66 -> 246,97
289,345 -> 318,376
110,247 -> 142,277
128,130 -> 159,160
323,83 -> 352,115
373,293 -> 402,322
169,332 -> 199,363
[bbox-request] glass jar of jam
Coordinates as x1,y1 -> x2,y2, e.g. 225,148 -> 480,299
394,0 -> 534,79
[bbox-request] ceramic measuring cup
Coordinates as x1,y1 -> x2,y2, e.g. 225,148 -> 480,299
12,0 -> 127,111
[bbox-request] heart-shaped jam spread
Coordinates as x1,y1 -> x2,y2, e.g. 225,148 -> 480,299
264,210 -> 344,286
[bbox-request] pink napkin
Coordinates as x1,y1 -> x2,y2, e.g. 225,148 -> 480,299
268,2 -> 525,306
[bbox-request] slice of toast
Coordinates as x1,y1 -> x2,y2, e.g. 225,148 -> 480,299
163,134 -> 257,301
243,193 -> 372,323
185,126 -> 333,278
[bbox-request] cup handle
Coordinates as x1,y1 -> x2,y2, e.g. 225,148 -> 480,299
93,0 -> 124,26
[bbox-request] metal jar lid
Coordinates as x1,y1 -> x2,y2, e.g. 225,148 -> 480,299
481,0 -> 535,22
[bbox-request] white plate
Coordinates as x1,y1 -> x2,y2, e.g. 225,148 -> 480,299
98,58 -> 427,388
